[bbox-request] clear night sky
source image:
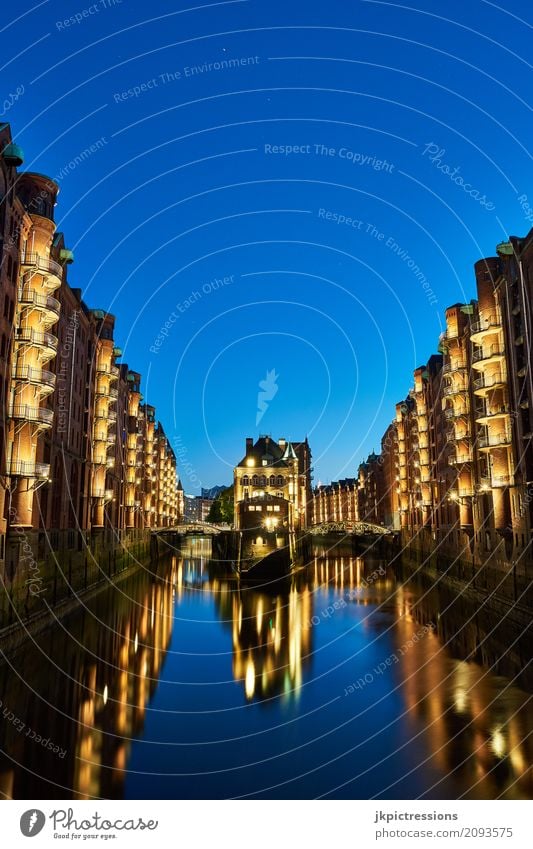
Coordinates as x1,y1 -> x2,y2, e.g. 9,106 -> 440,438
4,0 -> 532,491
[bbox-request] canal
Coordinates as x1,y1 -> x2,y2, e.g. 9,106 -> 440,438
0,538 -> 531,799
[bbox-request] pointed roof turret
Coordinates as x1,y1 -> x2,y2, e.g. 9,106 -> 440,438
282,441 -> 298,461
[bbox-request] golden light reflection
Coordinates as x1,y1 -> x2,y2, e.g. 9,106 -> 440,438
1,546 -> 531,802
245,657 -> 255,699
491,726 -> 507,759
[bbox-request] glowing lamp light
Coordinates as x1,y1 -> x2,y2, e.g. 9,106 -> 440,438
246,458 -> 255,467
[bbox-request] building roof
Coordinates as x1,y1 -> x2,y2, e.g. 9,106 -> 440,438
237,436 -> 286,466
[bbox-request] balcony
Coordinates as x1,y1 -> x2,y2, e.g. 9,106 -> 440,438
9,460 -> 50,478
10,404 -> 54,427
443,326 -> 460,341
470,315 -> 501,341
95,362 -> 112,376
472,344 -> 505,367
443,382 -> 467,397
473,374 -> 506,395
477,432 -> 512,450
12,364 -> 56,394
109,387 -> 118,399
110,365 -> 119,380
442,362 -> 465,375
476,404 -> 512,424
93,489 -> 114,501
20,252 -> 63,285
491,474 -> 513,487
108,409 -> 117,422
16,327 -> 58,355
18,287 -> 60,322
448,452 -> 473,465
444,407 -> 468,420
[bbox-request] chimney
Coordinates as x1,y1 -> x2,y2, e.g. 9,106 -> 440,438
246,437 -> 253,455
278,437 -> 287,449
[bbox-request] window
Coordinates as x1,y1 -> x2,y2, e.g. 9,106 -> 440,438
242,475 -> 249,486
276,476 -> 284,486
269,475 -> 276,486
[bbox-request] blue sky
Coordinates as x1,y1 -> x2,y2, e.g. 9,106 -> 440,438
3,0 -> 532,490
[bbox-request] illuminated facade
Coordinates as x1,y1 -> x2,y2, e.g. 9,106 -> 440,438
233,436 -> 312,531
375,231 -> 533,587
379,422 -> 400,529
0,124 -> 183,579
357,452 -> 384,525
311,478 -> 358,525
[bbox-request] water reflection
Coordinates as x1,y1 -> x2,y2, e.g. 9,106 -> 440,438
0,562 -> 176,799
0,541 -> 531,799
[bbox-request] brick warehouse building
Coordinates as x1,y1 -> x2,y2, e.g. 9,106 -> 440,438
353,231 -> 533,603
0,123 -> 183,620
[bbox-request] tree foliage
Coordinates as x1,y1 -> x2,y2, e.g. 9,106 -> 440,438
206,485 -> 234,524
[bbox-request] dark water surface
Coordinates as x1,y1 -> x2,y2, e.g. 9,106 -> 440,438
0,539 -> 531,799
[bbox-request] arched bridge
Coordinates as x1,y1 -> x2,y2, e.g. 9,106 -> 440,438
309,521 -> 391,536
153,522 -> 228,536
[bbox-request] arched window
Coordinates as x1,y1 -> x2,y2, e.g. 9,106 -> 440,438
252,475 -> 259,485
241,475 -> 249,486
259,475 -> 266,486
269,475 -> 276,486
276,475 -> 284,486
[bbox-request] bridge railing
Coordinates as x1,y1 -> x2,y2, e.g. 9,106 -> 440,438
308,521 -> 391,535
